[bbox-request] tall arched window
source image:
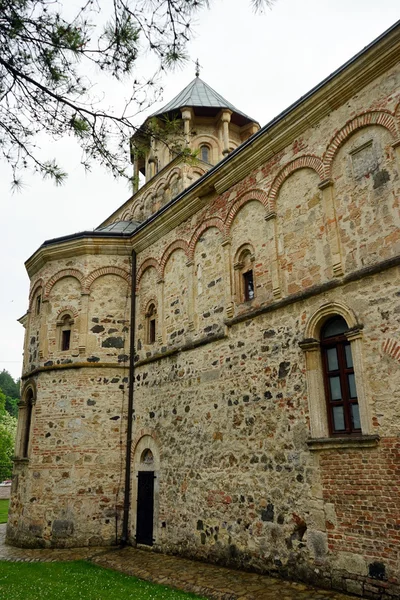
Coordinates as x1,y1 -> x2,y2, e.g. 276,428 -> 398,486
200,145 -> 210,163
18,387 -> 35,459
146,303 -> 157,344
234,246 -> 255,303
321,316 -> 360,435
57,313 -> 74,351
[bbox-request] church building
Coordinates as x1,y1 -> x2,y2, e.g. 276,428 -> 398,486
7,20 -> 400,599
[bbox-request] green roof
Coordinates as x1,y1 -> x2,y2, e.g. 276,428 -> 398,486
151,77 -> 257,126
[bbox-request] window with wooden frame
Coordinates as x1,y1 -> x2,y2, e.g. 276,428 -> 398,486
146,303 -> 157,344
321,316 -> 361,435
234,246 -> 256,303
57,313 -> 74,352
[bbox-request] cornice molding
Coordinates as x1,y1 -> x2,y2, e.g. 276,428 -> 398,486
25,237 -> 132,278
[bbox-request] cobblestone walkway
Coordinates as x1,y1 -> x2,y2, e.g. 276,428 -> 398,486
0,525 -> 358,599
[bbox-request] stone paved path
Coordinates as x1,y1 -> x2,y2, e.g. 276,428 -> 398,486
0,524 -> 358,599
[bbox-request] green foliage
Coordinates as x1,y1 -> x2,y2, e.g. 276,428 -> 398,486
0,377 -> 18,472
0,370 -> 20,400
0,560 -> 208,599
0,0 -> 273,187
0,500 -> 9,524
0,411 -> 17,471
0,370 -> 19,418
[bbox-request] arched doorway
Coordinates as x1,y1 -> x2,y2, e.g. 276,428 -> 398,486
136,449 -> 155,545
132,435 -> 160,546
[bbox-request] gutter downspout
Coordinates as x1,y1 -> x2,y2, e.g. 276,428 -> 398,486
121,248 -> 137,545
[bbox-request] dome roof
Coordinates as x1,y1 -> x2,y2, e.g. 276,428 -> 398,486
151,77 -> 258,127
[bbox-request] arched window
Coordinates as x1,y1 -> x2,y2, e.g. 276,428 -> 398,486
200,145 -> 210,163
234,246 -> 255,303
321,316 -> 360,435
57,313 -> 74,351
35,293 -> 41,316
300,302 -> 373,443
146,303 -> 157,344
18,387 -> 35,459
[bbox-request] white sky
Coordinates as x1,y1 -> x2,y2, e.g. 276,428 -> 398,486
1,0 -> 399,380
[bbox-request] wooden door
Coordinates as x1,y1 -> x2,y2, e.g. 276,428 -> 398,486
136,471 -> 155,545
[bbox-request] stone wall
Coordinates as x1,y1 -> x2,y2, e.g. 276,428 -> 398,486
8,31 -> 400,599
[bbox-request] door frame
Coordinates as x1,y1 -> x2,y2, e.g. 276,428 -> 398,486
131,433 -> 160,546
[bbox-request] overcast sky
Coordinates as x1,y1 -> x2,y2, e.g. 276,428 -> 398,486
1,0 -> 399,380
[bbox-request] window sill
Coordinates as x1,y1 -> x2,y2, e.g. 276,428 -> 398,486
12,457 -> 30,464
307,434 -> 380,451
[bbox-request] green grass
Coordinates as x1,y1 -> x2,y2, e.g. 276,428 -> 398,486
0,500 -> 9,524
0,560 -> 208,600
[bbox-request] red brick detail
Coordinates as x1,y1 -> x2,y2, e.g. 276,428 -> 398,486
382,338 -> 400,363
320,438 -> 400,572
136,258 -> 161,289
394,101 -> 400,130
267,156 -> 325,212
56,305 -> 79,319
44,269 -> 84,298
85,267 -> 131,293
132,428 -> 161,458
28,278 -> 44,310
225,189 -> 269,234
160,239 -> 189,278
323,111 -> 398,178
188,218 -> 225,261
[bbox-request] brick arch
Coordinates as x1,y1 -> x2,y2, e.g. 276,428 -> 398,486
166,167 -> 182,185
85,266 -> 131,293
382,338 -> 400,364
56,305 -> 79,319
121,208 -> 133,221
136,258 -> 161,289
323,111 -> 398,178
188,218 -> 225,261
305,300 -> 359,340
132,203 -> 143,219
132,428 -> 162,459
160,240 -> 189,278
44,269 -> 84,298
28,278 -> 44,310
394,101 -> 400,129
225,189 -> 269,234
154,178 -> 168,195
189,166 -> 206,179
21,379 -> 37,401
267,156 -> 325,212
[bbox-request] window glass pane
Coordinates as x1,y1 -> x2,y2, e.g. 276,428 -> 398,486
322,316 -> 347,339
243,270 -> 254,301
351,403 -> 361,430
201,146 -> 209,162
348,373 -> 357,398
332,406 -> 345,431
345,344 -> 353,368
329,376 -> 342,400
326,347 -> 338,371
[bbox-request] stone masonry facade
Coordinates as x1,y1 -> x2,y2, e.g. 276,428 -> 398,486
7,22 -> 400,600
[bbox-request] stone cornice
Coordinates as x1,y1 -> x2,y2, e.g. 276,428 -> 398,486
25,237 -> 132,278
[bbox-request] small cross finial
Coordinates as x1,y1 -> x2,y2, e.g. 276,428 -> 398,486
195,59 -> 200,78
